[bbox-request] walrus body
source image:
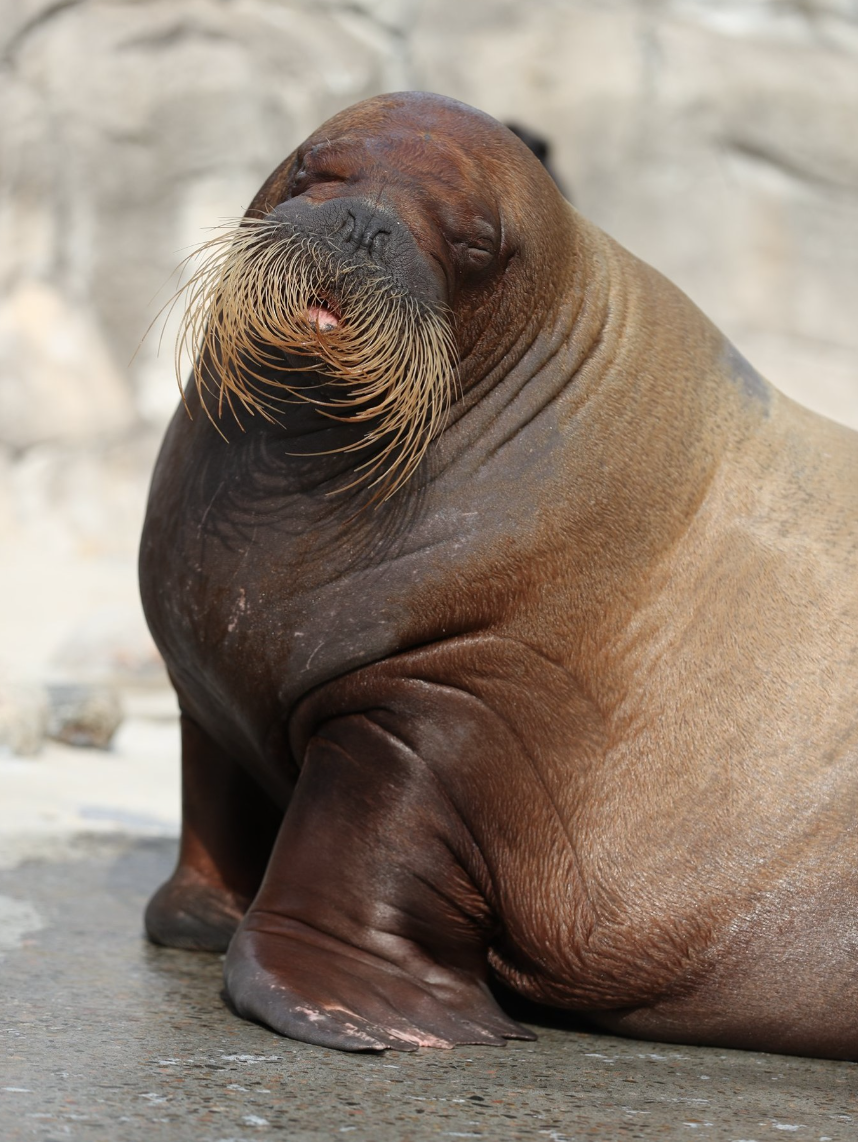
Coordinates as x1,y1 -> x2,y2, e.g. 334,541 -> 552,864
140,92 -> 858,1057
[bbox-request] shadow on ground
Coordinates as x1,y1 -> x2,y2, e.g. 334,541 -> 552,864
2,835 -> 856,1141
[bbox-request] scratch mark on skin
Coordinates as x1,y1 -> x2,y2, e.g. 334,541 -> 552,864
305,640 -> 325,670
230,528 -> 258,583
295,1005 -> 326,1024
198,479 -> 226,534
227,588 -> 248,633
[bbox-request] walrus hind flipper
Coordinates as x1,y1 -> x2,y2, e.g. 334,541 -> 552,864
145,713 -> 282,952
225,918 -> 534,1052
146,873 -> 247,952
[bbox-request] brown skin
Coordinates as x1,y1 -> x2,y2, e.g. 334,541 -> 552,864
140,92 -> 858,1056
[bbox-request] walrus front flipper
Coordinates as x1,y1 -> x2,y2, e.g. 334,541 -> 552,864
145,713 -> 281,952
223,716 -> 534,1051
225,916 -> 527,1051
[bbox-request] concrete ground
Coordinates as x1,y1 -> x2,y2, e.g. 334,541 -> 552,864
2,699 -> 858,1142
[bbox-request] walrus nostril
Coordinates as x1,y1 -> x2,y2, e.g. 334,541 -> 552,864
344,210 -> 367,250
337,211 -> 357,243
332,207 -> 391,262
368,229 -> 390,259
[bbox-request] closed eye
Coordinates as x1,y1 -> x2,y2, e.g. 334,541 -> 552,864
447,216 -> 498,272
448,235 -> 496,273
290,167 -> 349,197
463,245 -> 494,270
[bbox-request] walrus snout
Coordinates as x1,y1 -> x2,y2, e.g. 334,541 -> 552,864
266,195 -> 445,308
175,181 -> 458,496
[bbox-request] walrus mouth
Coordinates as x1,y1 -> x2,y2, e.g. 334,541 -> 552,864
305,297 -> 341,331
173,217 -> 456,499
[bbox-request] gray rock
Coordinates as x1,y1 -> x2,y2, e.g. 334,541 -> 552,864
45,683 -> 124,750
0,0 -> 406,429
0,678 -> 124,754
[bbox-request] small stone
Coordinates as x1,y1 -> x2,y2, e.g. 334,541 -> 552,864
45,684 -> 123,750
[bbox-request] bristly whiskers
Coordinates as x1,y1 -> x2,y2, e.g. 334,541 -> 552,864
172,216 -> 457,500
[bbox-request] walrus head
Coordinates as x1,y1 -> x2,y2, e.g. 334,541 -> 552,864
177,92 -> 570,498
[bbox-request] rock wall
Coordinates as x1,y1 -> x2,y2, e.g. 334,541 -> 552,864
413,0 -> 858,423
0,0 -> 856,690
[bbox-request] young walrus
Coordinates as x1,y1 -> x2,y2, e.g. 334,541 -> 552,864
140,91 -> 858,1057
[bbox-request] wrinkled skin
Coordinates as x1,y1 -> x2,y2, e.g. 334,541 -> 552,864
140,92 -> 858,1057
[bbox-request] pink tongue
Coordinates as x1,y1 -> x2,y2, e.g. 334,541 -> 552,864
305,304 -> 340,331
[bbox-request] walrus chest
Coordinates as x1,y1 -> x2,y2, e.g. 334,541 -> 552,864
139,387 -> 569,765
141,448 -> 499,767
142,514 -> 408,757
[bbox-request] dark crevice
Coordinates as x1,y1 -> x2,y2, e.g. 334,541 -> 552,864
725,137 -> 856,195
116,25 -> 236,53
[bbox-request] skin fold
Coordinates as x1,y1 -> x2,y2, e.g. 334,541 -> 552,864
140,91 -> 858,1057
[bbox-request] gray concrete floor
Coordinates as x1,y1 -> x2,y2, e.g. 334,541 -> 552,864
2,835 -> 857,1141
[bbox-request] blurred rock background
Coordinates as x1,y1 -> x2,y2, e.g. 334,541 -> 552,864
0,0 -> 856,770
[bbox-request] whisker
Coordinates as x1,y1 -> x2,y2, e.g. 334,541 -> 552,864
171,221 -> 458,500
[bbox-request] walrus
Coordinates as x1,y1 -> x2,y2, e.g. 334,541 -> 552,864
140,91 -> 858,1058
